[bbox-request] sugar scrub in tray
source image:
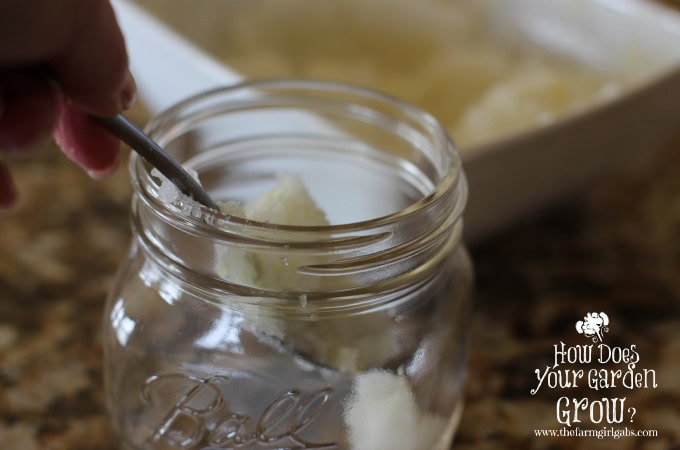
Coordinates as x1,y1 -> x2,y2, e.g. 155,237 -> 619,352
148,169 -> 465,450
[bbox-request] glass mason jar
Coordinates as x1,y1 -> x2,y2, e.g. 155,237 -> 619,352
104,80 -> 473,450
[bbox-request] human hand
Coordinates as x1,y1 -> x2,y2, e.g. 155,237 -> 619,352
0,0 -> 136,210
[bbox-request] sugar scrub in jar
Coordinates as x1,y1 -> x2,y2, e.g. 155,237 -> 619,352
104,80 -> 473,450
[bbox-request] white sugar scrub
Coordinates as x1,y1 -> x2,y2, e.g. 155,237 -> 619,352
210,175 -> 415,373
137,0 -> 629,148
150,167 -> 206,218
243,175 -> 328,226
212,174 -> 330,348
151,167 -> 198,204
215,175 -> 329,290
343,370 -> 447,450
452,65 -> 615,146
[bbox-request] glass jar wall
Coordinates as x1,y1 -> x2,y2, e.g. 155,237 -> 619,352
104,80 -> 473,450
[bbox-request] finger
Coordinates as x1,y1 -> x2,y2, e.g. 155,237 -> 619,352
0,0 -> 81,63
0,0 -> 135,116
49,0 -> 135,116
53,96 -> 120,177
0,161 -> 17,210
0,70 -> 57,151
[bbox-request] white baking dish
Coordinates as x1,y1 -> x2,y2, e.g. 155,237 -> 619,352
111,0 -> 680,242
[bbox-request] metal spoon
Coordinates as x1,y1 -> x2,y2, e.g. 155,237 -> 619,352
93,114 -> 219,210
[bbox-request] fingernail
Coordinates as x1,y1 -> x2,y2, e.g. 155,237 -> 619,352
119,71 -> 137,111
87,152 -> 120,180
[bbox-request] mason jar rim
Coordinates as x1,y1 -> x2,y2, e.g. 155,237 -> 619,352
126,79 -> 469,302
130,79 -> 467,240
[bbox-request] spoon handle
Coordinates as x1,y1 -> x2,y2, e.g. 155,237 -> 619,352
93,114 -> 219,210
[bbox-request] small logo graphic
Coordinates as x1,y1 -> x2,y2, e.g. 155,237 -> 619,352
576,312 -> 609,343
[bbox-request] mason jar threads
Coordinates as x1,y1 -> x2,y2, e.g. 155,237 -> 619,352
104,80 -> 473,450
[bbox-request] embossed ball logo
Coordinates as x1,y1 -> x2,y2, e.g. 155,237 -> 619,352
140,373 -> 336,450
575,312 -> 609,343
